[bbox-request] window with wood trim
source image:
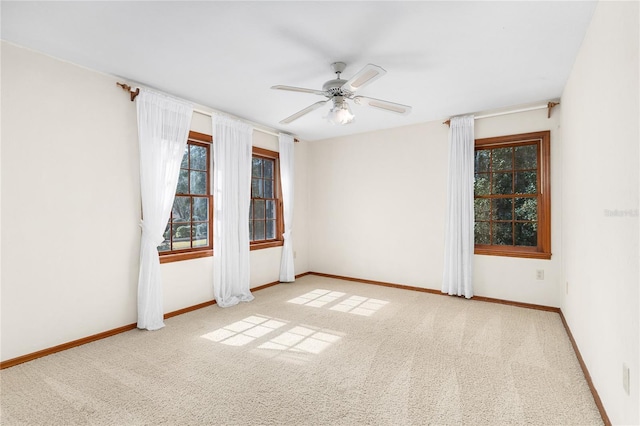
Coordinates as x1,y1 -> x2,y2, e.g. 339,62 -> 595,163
474,131 -> 551,259
159,131 -> 213,263
250,147 -> 283,250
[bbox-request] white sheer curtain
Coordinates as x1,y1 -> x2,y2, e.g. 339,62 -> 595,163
442,114 -> 475,299
212,115 -> 254,307
136,89 -> 193,330
278,133 -> 295,282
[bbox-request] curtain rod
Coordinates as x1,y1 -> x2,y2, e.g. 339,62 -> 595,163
116,82 -> 298,142
190,107 -> 283,140
443,102 -> 560,126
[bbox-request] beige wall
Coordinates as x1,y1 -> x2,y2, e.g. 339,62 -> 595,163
1,42 -> 141,361
308,108 -> 562,307
308,121 -> 448,288
560,1 -> 639,424
0,42 -> 309,362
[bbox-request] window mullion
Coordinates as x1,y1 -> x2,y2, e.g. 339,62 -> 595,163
189,196 -> 194,249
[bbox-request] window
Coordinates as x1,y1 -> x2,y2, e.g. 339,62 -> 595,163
159,131 -> 213,263
474,131 -> 551,259
250,147 -> 283,250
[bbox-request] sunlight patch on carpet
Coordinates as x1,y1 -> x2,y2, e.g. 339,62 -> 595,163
258,325 -> 342,354
287,289 -> 346,307
288,289 -> 389,316
201,315 -> 287,346
329,295 -> 389,316
200,315 -> 342,356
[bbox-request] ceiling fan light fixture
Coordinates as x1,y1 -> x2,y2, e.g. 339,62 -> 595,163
327,98 -> 354,125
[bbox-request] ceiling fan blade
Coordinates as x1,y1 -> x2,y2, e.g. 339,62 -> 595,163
271,85 -> 328,96
280,100 -> 330,124
353,96 -> 412,115
341,64 -> 386,93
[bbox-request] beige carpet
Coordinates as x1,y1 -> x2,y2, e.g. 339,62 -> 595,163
1,275 -> 602,425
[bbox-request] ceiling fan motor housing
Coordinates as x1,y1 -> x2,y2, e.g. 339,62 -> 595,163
323,62 -> 352,97
322,79 -> 349,95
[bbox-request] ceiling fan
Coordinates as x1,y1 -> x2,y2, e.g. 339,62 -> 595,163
271,62 -> 412,125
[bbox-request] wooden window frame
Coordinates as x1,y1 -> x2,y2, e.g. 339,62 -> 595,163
250,147 -> 284,251
160,131 -> 213,264
474,131 -> 551,260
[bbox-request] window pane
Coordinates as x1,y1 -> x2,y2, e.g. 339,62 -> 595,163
492,198 -> 513,220
515,197 -> 537,221
159,141 -> 213,256
474,173 -> 490,195
172,196 -> 191,222
474,198 -> 490,221
254,220 -> 265,240
190,171 -> 207,195
193,223 -> 208,247
190,145 -> 207,171
475,222 -> 490,244
159,224 -> 171,251
492,172 -> 513,194
515,171 -> 537,194
252,158 -> 262,177
254,200 -> 265,220
515,222 -> 537,246
266,220 -> 276,240
172,224 -> 192,250
264,179 -> 274,198
180,146 -> 189,169
492,147 -> 513,171
252,178 -> 263,198
193,197 -> 208,221
515,145 -> 537,170
264,159 -> 274,179
475,150 -> 490,173
266,200 -> 276,219
248,150 -> 282,247
177,169 -> 189,194
492,222 -> 513,245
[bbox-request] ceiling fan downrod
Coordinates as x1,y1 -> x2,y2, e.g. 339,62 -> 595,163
323,62 -> 349,95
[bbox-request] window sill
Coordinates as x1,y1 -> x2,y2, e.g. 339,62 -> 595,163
250,240 -> 284,251
159,249 -> 213,264
474,247 -> 551,260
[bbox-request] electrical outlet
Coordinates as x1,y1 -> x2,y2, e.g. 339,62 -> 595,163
566,281 -> 569,294
536,269 -> 544,280
293,251 -> 297,259
623,363 -> 630,395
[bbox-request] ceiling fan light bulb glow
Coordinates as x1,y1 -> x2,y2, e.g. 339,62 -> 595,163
328,101 -> 354,125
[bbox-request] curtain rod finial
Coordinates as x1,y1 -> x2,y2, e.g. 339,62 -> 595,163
117,82 -> 140,102
130,88 -> 140,102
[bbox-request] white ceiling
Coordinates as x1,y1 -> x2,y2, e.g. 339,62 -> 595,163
1,1 -> 597,141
